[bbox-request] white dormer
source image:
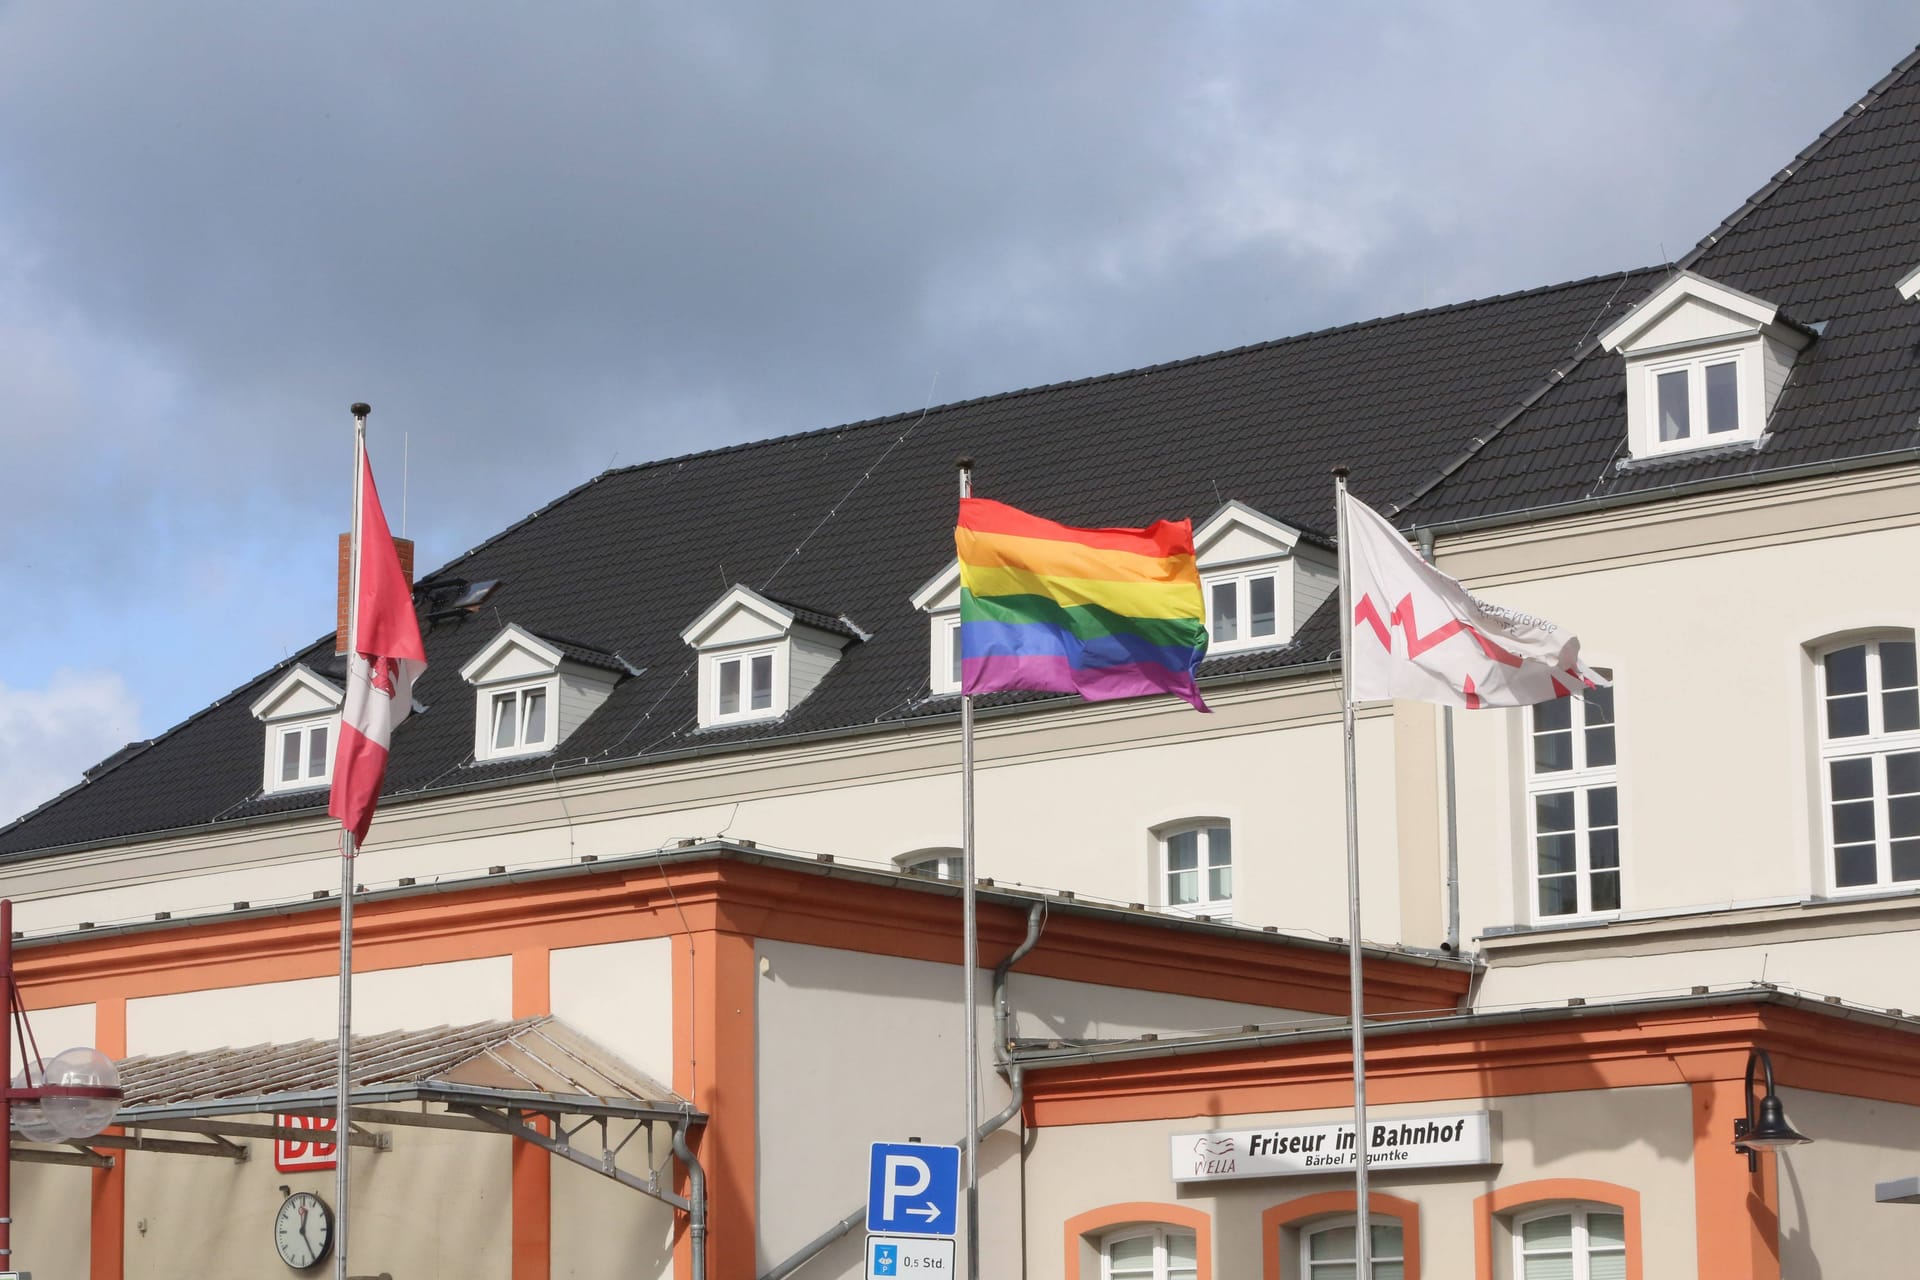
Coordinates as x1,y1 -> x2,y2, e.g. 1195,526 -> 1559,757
681,585 -> 863,728
909,562 -> 964,696
459,623 -> 632,761
1599,270 -> 1814,459
249,665 -> 344,794
1192,501 -> 1336,655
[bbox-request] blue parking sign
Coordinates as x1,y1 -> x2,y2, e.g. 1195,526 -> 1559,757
867,1142 -> 961,1236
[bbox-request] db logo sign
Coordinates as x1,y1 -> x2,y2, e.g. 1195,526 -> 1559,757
274,1114 -> 338,1172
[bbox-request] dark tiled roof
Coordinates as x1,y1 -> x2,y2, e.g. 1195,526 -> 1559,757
532,632 -> 638,675
1407,46 -> 1920,525
0,270 -> 1637,857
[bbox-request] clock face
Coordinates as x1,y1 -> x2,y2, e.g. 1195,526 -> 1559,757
273,1191 -> 333,1270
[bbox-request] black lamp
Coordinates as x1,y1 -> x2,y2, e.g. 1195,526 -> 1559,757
1733,1046 -> 1811,1170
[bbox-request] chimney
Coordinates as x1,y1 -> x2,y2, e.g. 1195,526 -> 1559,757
337,534 -> 415,653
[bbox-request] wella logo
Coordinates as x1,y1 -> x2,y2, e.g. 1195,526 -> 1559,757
1190,1134 -> 1236,1176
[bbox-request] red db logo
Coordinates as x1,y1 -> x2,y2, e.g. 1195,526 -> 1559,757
274,1114 -> 338,1172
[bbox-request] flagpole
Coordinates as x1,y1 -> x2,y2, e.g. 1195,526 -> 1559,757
335,402 -> 370,1280
1333,468 -> 1373,1278
956,456 -> 980,1280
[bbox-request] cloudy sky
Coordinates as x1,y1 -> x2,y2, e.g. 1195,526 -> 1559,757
1,2 -> 1915,824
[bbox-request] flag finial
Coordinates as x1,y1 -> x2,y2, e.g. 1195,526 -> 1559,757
1332,465 -> 1350,480
350,402 -> 371,419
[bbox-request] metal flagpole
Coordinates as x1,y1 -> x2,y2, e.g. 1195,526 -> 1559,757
1333,468 -> 1373,1278
335,403 -> 370,1280
956,457 -> 981,1280
1416,530 -> 1463,953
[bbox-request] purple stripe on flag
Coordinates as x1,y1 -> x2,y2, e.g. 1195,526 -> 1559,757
962,655 -> 1208,712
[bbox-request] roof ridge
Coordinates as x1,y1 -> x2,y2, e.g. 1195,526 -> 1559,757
1679,43 -> 1920,270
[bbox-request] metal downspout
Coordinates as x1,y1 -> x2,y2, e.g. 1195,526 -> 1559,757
673,1119 -> 708,1280
758,903 -> 1046,1280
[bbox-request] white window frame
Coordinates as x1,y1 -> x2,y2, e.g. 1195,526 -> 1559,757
1815,633 -> 1920,894
707,647 -> 783,726
263,716 -> 336,794
1634,345 -> 1760,457
1099,1225 -> 1198,1280
1511,1203 -> 1627,1280
899,849 -> 964,881
930,611 -> 963,695
475,677 -> 558,761
1300,1215 -> 1406,1279
1525,680 -> 1620,922
1200,566 -> 1284,655
1158,822 -> 1233,920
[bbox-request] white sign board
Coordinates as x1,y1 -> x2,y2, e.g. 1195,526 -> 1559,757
1170,1111 -> 1494,1182
867,1234 -> 954,1278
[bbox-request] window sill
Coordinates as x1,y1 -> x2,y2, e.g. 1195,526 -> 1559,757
1479,887 -> 1920,957
1161,903 -> 1235,924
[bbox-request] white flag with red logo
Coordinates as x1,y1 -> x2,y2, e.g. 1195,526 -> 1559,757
327,452 -> 426,846
1344,492 -> 1606,709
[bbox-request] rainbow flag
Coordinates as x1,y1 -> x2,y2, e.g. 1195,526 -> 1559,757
956,497 -> 1210,711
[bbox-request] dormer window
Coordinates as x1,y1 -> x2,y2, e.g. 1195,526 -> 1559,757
909,565 -> 965,696
249,665 -> 344,795
682,585 -> 864,729
1600,270 -> 1814,459
1192,500 -> 1335,656
460,623 -> 634,762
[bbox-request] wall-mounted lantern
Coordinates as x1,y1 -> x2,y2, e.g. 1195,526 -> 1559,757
1732,1046 -> 1811,1171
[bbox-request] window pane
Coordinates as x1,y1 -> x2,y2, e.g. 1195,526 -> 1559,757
1584,684 -> 1615,724
1536,792 -> 1575,834
949,621 -> 963,687
1250,575 -> 1277,638
1165,1232 -> 1196,1266
1206,827 -> 1232,866
1836,843 -> 1878,888
1521,1256 -> 1575,1280
1538,832 -> 1577,877
1539,874 -> 1577,916
1893,751 -> 1920,796
1828,694 -> 1870,739
1373,1265 -> 1405,1280
1105,1235 -> 1155,1275
1588,1213 -> 1625,1248
718,660 -> 740,716
1168,869 -> 1199,906
1590,869 -> 1621,911
523,689 -> 548,744
1588,1256 -> 1626,1280
1826,645 -> 1868,694
1585,724 -> 1616,768
1309,1226 -> 1355,1260
1535,698 -> 1572,732
1587,786 -> 1617,829
281,730 -> 302,783
1521,1214 -> 1573,1250
1208,865 -> 1232,902
1883,641 -> 1917,689
1371,1224 -> 1403,1257
1892,794 -> 1920,838
1894,839 -> 1920,882
1885,690 -> 1919,734
1589,828 -> 1620,871
1166,830 -> 1198,871
1833,799 -> 1876,846
1657,369 -> 1690,441
1705,360 -> 1739,433
492,693 -> 517,749
750,654 -> 774,710
1830,756 -> 1874,800
1534,731 -> 1573,774
1211,581 -> 1239,643
308,725 -> 329,778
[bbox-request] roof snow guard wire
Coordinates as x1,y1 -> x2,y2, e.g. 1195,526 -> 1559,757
12,1016 -> 707,1215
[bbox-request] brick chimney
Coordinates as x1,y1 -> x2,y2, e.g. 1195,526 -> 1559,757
337,534 -> 415,653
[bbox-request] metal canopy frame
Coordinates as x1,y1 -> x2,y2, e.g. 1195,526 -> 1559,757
10,1018 -> 706,1214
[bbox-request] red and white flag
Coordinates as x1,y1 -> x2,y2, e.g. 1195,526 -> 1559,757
1344,492 -> 1606,709
327,451 -> 426,846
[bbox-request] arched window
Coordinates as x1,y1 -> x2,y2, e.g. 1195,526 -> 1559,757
1102,1226 -> 1198,1280
1512,1204 -> 1626,1280
898,848 -> 964,881
1303,1217 -> 1405,1279
1158,821 -> 1233,919
1473,1181 -> 1639,1280
1816,633 -> 1920,890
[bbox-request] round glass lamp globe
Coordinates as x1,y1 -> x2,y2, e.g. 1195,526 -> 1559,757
8,1070 -> 63,1143
39,1046 -> 121,1140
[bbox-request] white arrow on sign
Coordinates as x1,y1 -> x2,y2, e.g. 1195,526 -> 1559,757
904,1204 -> 941,1223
